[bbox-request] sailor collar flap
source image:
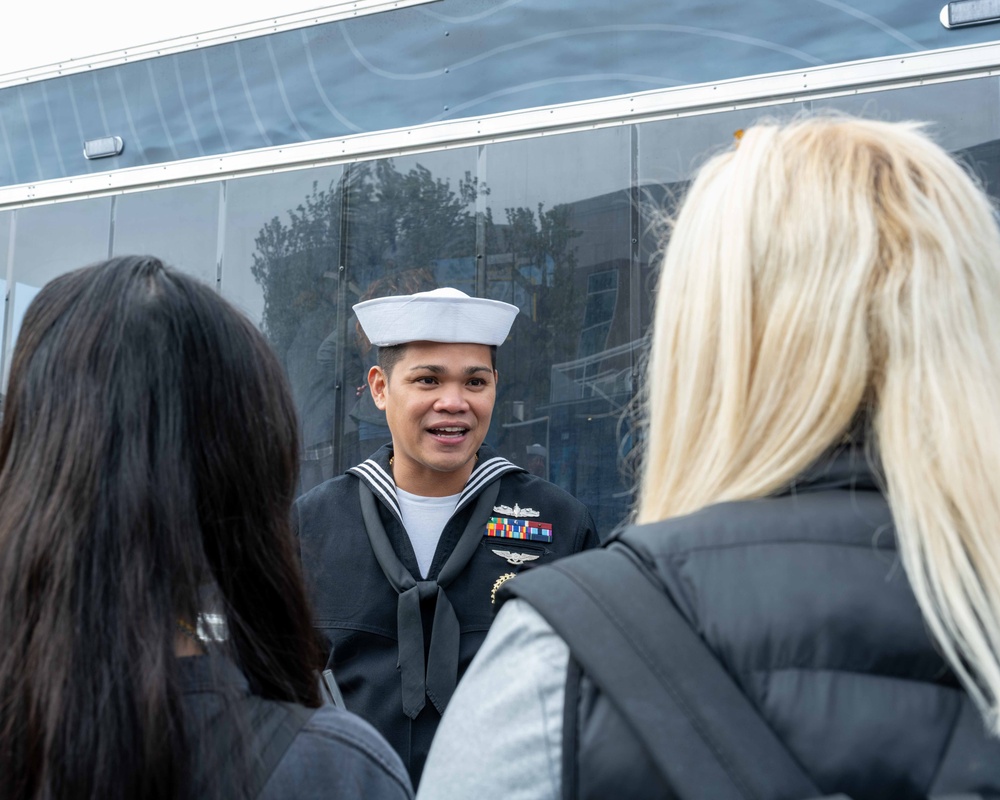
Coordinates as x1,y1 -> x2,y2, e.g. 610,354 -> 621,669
348,446 -> 523,523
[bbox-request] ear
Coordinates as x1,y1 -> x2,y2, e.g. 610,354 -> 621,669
369,366 -> 389,411
493,369 -> 499,386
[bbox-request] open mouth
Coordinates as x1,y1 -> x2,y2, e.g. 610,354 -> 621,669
427,426 -> 469,439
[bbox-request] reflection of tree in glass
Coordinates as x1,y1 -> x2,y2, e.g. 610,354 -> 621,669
250,160 -> 484,479
491,202 -> 582,367
346,161 -> 480,284
488,202 -> 583,440
250,159 -> 585,469
252,178 -> 343,358
250,161 -> 482,354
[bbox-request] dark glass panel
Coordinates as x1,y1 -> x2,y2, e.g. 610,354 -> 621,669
165,49 -> 233,155
112,184 -> 220,286
812,78 -> 1000,198
221,165 -> 347,495
0,211 -> 9,399
5,199 -> 112,388
636,104 -> 811,336
481,126 -> 633,534
299,5 -> 449,134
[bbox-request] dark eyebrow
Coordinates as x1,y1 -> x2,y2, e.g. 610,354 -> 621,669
406,364 -> 492,376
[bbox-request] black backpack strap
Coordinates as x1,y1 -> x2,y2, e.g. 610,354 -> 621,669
560,657 -> 583,800
503,546 -> 821,800
245,700 -> 317,798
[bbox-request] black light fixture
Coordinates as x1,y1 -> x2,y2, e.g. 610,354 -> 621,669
83,136 -> 124,160
941,0 -> 1000,28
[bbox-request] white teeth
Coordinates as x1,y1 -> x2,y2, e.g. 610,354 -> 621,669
430,427 -> 466,434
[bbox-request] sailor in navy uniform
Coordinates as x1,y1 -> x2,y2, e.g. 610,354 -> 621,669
294,288 -> 599,786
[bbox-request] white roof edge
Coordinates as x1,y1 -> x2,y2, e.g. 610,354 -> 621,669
0,0 -> 441,88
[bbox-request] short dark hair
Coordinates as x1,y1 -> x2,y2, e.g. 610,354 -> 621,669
377,343 -> 498,378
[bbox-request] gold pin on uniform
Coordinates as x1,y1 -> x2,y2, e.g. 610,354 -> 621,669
491,572 -> 516,605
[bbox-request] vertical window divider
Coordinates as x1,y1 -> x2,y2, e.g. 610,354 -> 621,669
332,164 -> 353,474
628,123 -> 641,387
475,144 -> 488,298
107,195 -> 117,259
1,210 -> 15,392
216,181 -> 227,292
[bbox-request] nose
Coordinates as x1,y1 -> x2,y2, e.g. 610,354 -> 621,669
434,385 -> 469,413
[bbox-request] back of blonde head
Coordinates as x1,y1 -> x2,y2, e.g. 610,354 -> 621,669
639,116 -> 1000,733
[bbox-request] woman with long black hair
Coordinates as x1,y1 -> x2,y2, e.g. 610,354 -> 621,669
0,256 -> 412,800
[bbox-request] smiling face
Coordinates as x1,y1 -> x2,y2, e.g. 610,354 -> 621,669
369,341 -> 497,496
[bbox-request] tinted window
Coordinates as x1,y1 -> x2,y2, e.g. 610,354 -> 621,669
222,165 -> 347,495
480,127 -> 634,533
4,199 -> 112,388
112,184 -> 220,285
6,71 -> 1000,534
4,1 -> 998,184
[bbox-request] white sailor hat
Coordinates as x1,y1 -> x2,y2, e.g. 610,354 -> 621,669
353,287 -> 519,347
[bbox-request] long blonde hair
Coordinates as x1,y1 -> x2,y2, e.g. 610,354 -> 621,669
639,116 -> 1000,734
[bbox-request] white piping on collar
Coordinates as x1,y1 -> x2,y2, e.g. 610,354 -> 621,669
349,454 -> 523,521
457,456 -> 520,512
350,459 -> 401,521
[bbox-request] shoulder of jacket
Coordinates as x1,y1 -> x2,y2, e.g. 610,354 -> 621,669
620,489 -> 893,562
298,706 -> 404,763
270,706 -> 412,797
294,474 -> 362,535
296,473 -> 357,506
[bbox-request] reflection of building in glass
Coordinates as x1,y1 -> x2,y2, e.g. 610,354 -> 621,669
2,3 -> 999,536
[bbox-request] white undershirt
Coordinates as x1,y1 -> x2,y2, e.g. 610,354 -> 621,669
396,487 -> 462,579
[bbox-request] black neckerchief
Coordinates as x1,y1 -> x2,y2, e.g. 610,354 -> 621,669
356,463 -> 505,719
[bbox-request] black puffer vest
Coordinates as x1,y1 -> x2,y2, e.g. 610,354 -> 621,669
504,448 -> 1000,799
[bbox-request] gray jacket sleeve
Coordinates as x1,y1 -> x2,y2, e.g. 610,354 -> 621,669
261,705 -> 414,799
417,599 -> 568,800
